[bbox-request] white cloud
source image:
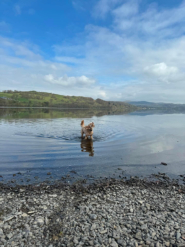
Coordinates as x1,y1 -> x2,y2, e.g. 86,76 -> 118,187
93,0 -> 121,18
146,63 -> 177,76
112,0 -> 139,18
1,1 -> 185,103
72,1 -> 85,11
0,37 -> 101,98
143,63 -> 178,83
44,74 -> 96,86
74,0 -> 185,102
112,0 -> 185,38
14,4 -> 21,15
98,91 -> 106,98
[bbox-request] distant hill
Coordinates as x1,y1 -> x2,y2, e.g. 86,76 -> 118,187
0,90 -> 137,112
127,101 -> 185,110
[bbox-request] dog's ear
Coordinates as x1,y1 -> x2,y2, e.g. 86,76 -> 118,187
81,120 -> 84,126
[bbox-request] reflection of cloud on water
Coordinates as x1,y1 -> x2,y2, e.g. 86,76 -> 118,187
81,139 -> 94,156
142,135 -> 182,154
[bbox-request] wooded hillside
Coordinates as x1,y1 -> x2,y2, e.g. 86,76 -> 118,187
0,90 -> 137,111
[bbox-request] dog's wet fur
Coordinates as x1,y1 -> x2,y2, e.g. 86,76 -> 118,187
81,120 -> 95,140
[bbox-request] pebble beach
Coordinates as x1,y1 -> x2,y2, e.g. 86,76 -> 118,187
0,177 -> 185,247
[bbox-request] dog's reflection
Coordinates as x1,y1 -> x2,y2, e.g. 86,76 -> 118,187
81,139 -> 94,156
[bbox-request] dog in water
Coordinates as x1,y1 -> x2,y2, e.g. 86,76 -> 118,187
81,120 -> 95,139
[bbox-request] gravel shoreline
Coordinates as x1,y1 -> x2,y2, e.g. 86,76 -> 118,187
0,177 -> 185,247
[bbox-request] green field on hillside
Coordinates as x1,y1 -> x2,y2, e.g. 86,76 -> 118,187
0,90 -> 137,111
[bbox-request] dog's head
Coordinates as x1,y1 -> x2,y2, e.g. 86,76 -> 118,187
89,122 -> 95,128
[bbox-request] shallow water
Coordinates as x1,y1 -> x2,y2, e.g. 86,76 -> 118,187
0,108 -> 185,184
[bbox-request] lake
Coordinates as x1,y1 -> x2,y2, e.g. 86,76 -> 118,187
0,108 -> 185,184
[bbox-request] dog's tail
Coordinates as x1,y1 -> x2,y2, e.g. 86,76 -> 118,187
81,120 -> 85,127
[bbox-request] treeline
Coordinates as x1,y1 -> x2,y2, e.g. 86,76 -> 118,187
0,108 -> 136,120
0,90 -> 137,111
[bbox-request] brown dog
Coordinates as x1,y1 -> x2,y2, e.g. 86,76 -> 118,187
81,120 -> 95,139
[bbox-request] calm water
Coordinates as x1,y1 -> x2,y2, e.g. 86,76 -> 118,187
0,108 -> 185,184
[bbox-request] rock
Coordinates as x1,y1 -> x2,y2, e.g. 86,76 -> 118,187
0,175 -> 184,246
134,242 -> 138,247
70,170 -> 77,174
45,217 -> 49,225
6,232 -> 13,239
155,242 -> 160,247
4,215 -> 15,222
110,239 -> 118,247
100,229 -> 107,234
113,230 -> 120,240
141,224 -> 147,230
49,194 -> 57,197
27,211 -> 35,214
138,200 -> 144,204
161,162 -> 167,166
35,217 -> 44,226
176,231 -> 181,239
21,213 -> 28,217
91,223 -> 96,230
135,232 -> 142,240
89,214 -> 97,220
73,237 -> 79,244
0,228 -> 4,237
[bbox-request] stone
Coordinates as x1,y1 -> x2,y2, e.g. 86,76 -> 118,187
113,230 -> 120,240
89,214 -> 97,220
27,211 -> 35,214
135,232 -> 142,240
134,242 -> 138,247
4,215 -> 15,222
91,223 -> 96,230
165,242 -> 170,247
100,229 -> 107,234
0,228 -> 4,237
21,213 -> 28,217
130,208 -> 134,213
138,200 -> 144,204
49,194 -> 57,197
73,237 -> 79,244
141,224 -> 147,230
7,232 -> 13,239
176,231 -> 181,239
155,242 -> 160,247
36,217 -> 44,226
110,239 -> 118,247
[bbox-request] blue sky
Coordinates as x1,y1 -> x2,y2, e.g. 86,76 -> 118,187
0,0 -> 185,102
